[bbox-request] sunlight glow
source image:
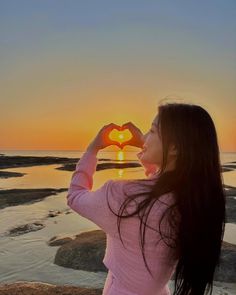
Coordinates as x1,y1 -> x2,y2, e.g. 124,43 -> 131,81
118,169 -> 124,177
117,150 -> 124,161
109,129 -> 132,145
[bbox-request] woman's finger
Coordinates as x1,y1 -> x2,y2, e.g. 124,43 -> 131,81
103,123 -> 121,131
108,140 -> 121,148
108,123 -> 122,130
120,139 -> 133,149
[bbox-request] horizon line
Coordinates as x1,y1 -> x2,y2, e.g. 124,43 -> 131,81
0,149 -> 236,153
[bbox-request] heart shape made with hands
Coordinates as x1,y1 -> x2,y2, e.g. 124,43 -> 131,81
108,127 -> 133,146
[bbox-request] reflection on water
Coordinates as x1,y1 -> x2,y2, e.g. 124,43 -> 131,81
222,170 -> 236,188
118,169 -> 124,177
117,150 -> 124,161
0,164 -> 71,190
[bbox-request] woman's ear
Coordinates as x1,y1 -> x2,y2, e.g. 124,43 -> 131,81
169,144 -> 178,156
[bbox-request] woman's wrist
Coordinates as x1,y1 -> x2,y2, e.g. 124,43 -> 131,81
86,144 -> 99,155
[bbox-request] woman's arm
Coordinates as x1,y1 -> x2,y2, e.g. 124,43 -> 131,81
66,123 -> 123,233
66,149 -> 119,235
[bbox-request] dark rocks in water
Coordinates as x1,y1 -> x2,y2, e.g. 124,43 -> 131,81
54,230 -> 236,283
48,234 -> 76,246
0,155 -> 77,169
0,281 -> 103,295
222,162 -> 236,172
223,186 -> 236,223
54,230 -> 108,272
0,154 -> 142,173
224,186 -> 236,196
57,161 -> 142,172
222,166 -> 235,172
5,221 -> 45,236
47,209 -> 62,218
222,164 -> 236,170
226,196 -> 236,223
221,186 -> 236,224
0,188 -> 68,210
0,171 -> 26,179
96,162 -> 141,171
0,154 -> 136,171
214,241 -> 236,283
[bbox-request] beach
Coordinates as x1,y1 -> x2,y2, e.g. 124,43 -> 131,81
0,150 -> 235,294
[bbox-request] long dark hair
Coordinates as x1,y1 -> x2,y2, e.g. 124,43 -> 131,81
106,102 -> 226,295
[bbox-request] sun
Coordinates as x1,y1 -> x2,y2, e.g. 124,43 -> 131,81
108,129 -> 132,144
118,134 -> 124,140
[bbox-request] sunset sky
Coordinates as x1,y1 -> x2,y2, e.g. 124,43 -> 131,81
1,1 -> 235,152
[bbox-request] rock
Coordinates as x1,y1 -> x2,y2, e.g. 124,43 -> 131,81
0,281 -> 235,295
0,281 -> 103,295
65,209 -> 72,215
5,221 -> 45,236
54,230 -> 236,283
0,171 -> 26,179
222,164 -> 236,170
223,186 -> 236,224
0,155 -> 75,169
0,154 -> 141,172
214,241 -> 236,283
224,184 -> 236,195
222,167 -> 235,172
54,230 -> 108,272
224,185 -> 236,223
48,210 -> 62,217
58,162 -> 142,171
0,188 -> 68,210
226,196 -> 236,223
222,162 -> 236,172
48,234 -> 76,246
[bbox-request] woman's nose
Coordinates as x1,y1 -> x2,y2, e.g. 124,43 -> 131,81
142,132 -> 148,143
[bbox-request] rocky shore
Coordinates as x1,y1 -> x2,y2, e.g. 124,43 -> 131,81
0,282 -> 103,295
2,208 -> 72,237
51,229 -> 236,283
0,229 -> 235,294
0,188 -> 68,210
0,153 -> 236,294
0,184 -> 235,225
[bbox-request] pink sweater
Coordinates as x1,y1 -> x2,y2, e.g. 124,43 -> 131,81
67,150 -> 179,295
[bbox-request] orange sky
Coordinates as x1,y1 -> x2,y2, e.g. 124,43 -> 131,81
1,2 -> 235,152
1,92 -> 235,152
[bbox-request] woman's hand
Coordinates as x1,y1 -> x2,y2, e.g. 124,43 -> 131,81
119,122 -> 145,149
86,123 -> 122,153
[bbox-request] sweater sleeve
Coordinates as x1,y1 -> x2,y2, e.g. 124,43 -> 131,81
66,150 -> 118,235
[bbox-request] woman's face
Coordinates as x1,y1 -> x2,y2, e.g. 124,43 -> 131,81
140,114 -> 177,172
140,115 -> 163,167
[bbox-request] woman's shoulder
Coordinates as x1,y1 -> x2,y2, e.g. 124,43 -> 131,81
108,177 -> 156,195
107,177 -> 175,207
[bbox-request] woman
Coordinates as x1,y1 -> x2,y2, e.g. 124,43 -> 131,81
67,102 -> 226,295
